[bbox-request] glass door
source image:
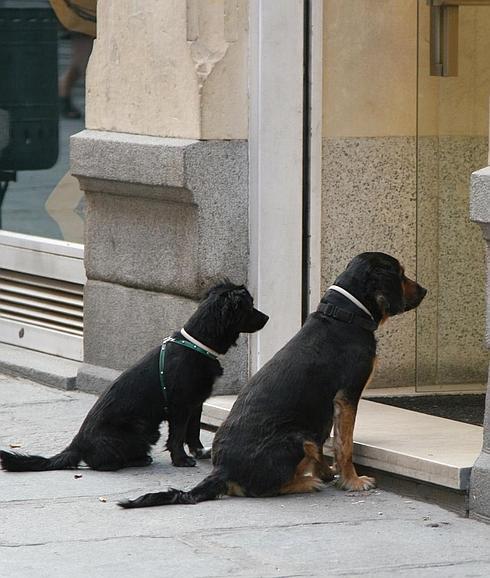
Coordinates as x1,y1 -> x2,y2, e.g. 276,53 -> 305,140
416,0 -> 490,389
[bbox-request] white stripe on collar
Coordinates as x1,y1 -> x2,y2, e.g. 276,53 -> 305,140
328,285 -> 374,320
180,327 -> 220,357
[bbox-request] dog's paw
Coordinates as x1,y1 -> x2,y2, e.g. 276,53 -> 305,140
337,475 -> 376,491
319,465 -> 336,482
125,456 -> 153,468
172,456 -> 197,468
190,447 -> 211,460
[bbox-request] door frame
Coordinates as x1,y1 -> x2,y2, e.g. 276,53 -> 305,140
248,0 -> 323,371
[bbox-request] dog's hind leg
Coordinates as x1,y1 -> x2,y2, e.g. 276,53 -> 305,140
83,431 -> 151,471
186,405 -> 211,459
318,453 -> 336,482
124,456 -> 153,467
278,441 -> 324,495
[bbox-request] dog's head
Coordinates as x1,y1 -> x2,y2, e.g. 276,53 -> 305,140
188,281 -> 269,353
334,252 -> 427,323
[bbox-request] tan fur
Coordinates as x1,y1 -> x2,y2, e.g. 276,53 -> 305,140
279,475 -> 323,495
227,482 -> 246,497
318,453 -> 336,481
278,441 -> 324,495
332,360 -> 377,491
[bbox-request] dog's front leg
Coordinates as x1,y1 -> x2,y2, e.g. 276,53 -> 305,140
333,391 -> 376,491
167,408 -> 196,467
186,405 -> 211,459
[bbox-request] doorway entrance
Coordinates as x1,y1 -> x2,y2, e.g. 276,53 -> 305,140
321,0 -> 488,393
416,0 -> 490,391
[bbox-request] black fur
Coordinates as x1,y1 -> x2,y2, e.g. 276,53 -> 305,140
120,252 -> 426,508
0,282 -> 268,472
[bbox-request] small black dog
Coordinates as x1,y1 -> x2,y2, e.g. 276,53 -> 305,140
120,252 -> 426,508
0,282 -> 268,472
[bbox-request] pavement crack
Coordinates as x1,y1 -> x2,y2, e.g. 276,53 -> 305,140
333,557 -> 490,576
188,517 -> 389,537
0,534 -> 173,549
0,398 -> 75,409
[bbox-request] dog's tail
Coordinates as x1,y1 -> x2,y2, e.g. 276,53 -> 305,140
0,445 -> 82,472
118,469 -> 228,509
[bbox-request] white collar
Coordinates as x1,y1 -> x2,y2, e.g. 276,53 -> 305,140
180,327 -> 220,357
327,285 -> 374,320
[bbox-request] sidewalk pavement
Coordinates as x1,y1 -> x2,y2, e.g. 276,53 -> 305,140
1,373 -> 490,578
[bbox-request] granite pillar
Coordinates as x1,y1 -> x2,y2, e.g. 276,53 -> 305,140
469,166 -> 490,521
71,131 -> 249,394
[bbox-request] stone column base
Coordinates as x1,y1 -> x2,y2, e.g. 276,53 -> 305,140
470,451 -> 490,522
71,130 -> 250,395
469,168 -> 490,521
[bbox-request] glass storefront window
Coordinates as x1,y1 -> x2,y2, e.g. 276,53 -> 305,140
0,0 -> 91,244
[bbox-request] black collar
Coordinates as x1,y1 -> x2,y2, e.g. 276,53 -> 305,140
317,301 -> 378,332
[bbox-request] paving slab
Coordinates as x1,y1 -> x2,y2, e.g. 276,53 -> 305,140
1,374 -> 490,578
203,395 -> 483,491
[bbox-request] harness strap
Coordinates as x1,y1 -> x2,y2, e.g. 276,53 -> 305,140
159,335 -> 218,410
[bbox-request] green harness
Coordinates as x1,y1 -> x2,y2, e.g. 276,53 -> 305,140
159,335 -> 218,411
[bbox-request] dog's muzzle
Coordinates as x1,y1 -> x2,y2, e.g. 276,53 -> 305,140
404,284 -> 427,311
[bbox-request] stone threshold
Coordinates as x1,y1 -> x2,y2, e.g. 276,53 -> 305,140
0,343 -> 481,494
0,343 -> 79,391
202,395 -> 483,492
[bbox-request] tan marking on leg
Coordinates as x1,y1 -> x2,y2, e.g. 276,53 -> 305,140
333,392 -> 376,491
279,475 -> 323,495
303,440 -> 321,462
318,453 -> 335,482
227,481 -> 246,497
364,357 -> 378,392
278,441 -> 324,495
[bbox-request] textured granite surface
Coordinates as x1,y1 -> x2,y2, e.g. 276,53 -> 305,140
322,136 -> 417,387
322,135 -> 488,388
433,136 -> 487,384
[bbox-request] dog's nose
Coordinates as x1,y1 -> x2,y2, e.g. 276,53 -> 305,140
259,313 -> 269,327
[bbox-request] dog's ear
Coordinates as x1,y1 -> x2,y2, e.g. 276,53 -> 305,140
223,286 -> 249,314
374,291 -> 392,317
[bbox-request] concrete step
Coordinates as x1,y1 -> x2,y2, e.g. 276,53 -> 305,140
0,343 -> 80,391
202,395 -> 482,493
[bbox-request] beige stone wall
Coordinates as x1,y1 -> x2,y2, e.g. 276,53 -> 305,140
323,1 -> 490,139
86,0 -> 248,140
321,0 -> 489,388
418,3 -> 490,137
323,0 -> 417,138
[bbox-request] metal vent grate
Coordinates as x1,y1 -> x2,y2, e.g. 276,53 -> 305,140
0,269 -> 83,336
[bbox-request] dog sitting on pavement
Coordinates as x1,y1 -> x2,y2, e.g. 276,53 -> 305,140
0,282 -> 269,472
120,252 -> 426,508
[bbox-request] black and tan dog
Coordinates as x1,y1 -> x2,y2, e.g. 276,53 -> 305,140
120,252 -> 426,508
0,282 -> 268,472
